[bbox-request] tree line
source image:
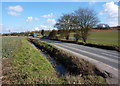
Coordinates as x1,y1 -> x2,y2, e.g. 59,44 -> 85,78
2,30 -> 46,37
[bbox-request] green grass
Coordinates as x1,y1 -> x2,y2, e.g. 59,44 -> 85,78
68,30 -> 119,46
87,31 -> 118,46
2,36 -> 107,84
2,37 -> 64,84
2,37 -> 22,58
29,38 -> 107,84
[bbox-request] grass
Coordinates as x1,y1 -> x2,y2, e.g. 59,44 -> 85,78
2,36 -> 107,84
2,37 -> 22,58
87,31 -> 119,46
2,37 -> 64,84
64,30 -> 119,46
29,38 -> 107,84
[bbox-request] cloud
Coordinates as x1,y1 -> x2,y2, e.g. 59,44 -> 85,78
39,25 -> 56,30
26,17 -> 33,22
100,1 -> 118,26
32,27 -> 39,31
34,17 -> 39,21
89,0 -> 96,5
39,25 -> 51,30
8,5 -> 23,12
8,11 -> 21,16
46,19 -> 56,25
26,17 -> 39,22
40,25 -> 48,29
42,13 -> 53,18
7,5 -> 23,16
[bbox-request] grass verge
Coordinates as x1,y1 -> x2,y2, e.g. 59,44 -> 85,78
2,37 -> 64,84
2,37 -> 22,58
29,38 -> 108,84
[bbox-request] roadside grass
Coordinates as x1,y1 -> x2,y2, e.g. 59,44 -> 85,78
2,37 -> 22,58
2,37 -> 65,84
2,36 -> 107,84
66,30 -> 119,46
29,38 -> 107,84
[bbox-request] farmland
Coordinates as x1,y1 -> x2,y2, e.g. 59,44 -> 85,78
86,30 -> 118,46
60,30 -> 119,46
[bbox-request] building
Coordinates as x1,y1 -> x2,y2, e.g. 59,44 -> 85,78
97,24 -> 110,29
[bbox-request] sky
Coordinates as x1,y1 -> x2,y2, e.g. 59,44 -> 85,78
0,1 -> 119,33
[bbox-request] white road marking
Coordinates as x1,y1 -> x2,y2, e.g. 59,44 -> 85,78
53,44 -> 118,78
54,43 -> 118,64
101,53 -> 118,58
64,42 -> 118,56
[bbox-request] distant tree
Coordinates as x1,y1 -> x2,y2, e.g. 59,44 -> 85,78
41,29 -> 44,36
74,8 -> 99,43
48,30 -> 57,39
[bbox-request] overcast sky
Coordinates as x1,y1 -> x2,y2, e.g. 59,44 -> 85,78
0,0 -> 119,33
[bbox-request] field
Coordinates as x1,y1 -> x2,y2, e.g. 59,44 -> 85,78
68,30 -> 119,46
88,31 -> 118,46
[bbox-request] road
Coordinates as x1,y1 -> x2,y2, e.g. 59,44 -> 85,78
41,39 -> 119,84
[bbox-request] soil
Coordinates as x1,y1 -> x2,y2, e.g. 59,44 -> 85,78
2,57 -> 13,83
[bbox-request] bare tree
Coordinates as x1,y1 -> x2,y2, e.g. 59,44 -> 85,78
54,14 -> 74,40
74,8 -> 99,43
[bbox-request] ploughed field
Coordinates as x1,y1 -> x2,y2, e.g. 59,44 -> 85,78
2,36 -> 107,84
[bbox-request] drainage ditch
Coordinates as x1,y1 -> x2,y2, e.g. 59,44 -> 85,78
31,43 -> 68,77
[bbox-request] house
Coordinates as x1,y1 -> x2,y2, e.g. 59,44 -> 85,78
97,24 -> 110,29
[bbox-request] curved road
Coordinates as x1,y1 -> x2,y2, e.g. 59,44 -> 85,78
41,39 -> 119,84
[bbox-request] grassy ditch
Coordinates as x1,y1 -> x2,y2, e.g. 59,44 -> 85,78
29,38 -> 108,84
2,37 -> 64,84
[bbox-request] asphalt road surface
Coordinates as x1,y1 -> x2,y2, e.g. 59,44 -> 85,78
41,39 -> 119,84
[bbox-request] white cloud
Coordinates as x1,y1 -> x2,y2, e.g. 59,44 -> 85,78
100,1 -> 118,26
26,17 -> 40,22
7,5 -> 23,16
46,19 -> 56,25
42,13 -> 53,18
32,27 -> 39,31
39,25 -> 54,30
26,17 -> 33,22
40,25 -> 48,29
8,5 -> 23,12
35,27 -> 39,30
34,17 -> 39,21
8,11 -> 20,16
89,0 -> 96,5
